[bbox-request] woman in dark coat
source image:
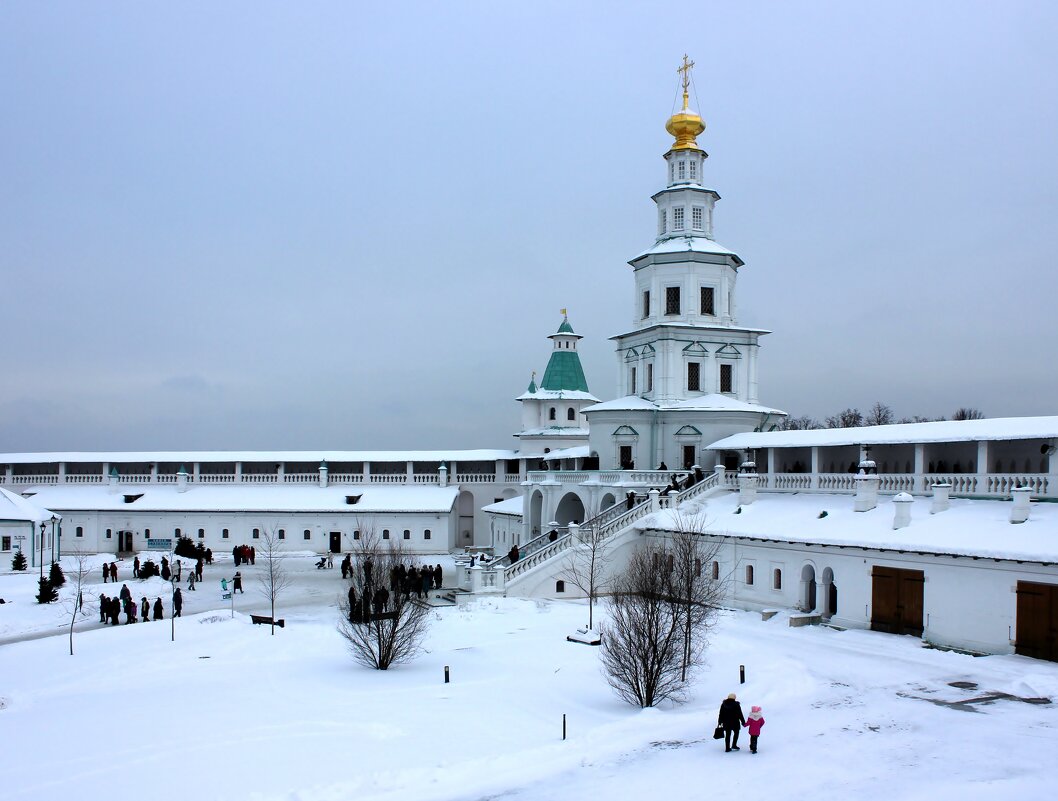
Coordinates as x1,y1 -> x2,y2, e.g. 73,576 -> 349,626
141,597 -> 150,622
153,597 -> 164,620
718,693 -> 746,752
172,587 -> 183,617
435,565 -> 443,589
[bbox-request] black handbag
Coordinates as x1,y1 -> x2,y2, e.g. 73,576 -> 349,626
713,725 -> 725,740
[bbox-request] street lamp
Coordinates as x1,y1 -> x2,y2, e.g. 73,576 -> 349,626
51,515 -> 59,562
39,521 -> 46,579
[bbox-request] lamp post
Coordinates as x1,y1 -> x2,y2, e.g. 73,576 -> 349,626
51,515 -> 59,562
39,521 -> 46,579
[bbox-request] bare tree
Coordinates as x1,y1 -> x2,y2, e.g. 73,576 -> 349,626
865,402 -> 894,427
257,525 -> 292,636
667,511 -> 724,682
336,527 -> 432,670
60,550 -> 95,656
560,522 -> 613,631
779,415 -> 822,431
825,408 -> 864,429
599,530 -> 724,707
952,407 -> 985,420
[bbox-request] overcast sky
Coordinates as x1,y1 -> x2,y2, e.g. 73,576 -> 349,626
2,2 -> 1056,454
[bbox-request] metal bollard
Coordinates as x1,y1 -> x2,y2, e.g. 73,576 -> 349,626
444,665 -> 450,684
562,714 -> 566,741
740,664 -> 745,684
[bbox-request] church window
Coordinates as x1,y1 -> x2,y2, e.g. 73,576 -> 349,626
303,529 -> 311,540
673,207 -> 685,231
665,286 -> 681,315
669,162 -> 674,182
647,363 -> 653,391
198,528 -> 205,539
383,529 -> 390,540
567,408 -> 576,421
692,206 -> 703,230
720,363 -> 734,393
773,569 -> 782,590
630,367 -> 637,394
658,210 -> 666,234
746,565 -> 755,585
678,161 -> 686,180
549,407 -> 557,421
712,561 -> 720,580
222,528 -> 229,539
701,286 -> 715,315
106,529 -> 112,539
253,528 -> 260,539
424,529 -> 431,540
689,159 -> 697,180
278,529 -> 285,539
403,529 -> 411,540
687,362 -> 701,392
76,526 -> 83,538
642,290 -> 650,318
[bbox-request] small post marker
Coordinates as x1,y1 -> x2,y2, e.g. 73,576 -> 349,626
739,664 -> 746,684
444,665 -> 450,684
562,714 -> 567,741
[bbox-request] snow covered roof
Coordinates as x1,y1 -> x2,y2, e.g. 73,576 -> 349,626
645,491 -> 1058,563
631,235 -> 742,263
707,416 -> 1058,451
0,449 -> 520,465
17,484 -> 459,514
482,496 -> 523,516
584,394 -> 785,415
0,486 -> 58,523
516,427 -> 590,438
518,445 -> 591,461
515,389 -> 599,402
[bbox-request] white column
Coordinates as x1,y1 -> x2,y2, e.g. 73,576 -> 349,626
810,447 -> 820,489
1011,487 -> 1031,524
914,444 -> 925,492
59,462 -> 67,484
495,459 -> 505,482
151,463 -> 158,484
977,440 -> 990,495
738,473 -> 758,505
931,482 -> 951,514
854,474 -> 879,512
892,492 -> 913,529
235,462 -> 243,484
406,461 -> 414,484
193,462 -> 201,482
363,461 -> 371,483
766,448 -> 776,488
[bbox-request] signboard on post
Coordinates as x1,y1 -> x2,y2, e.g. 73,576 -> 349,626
147,538 -> 173,551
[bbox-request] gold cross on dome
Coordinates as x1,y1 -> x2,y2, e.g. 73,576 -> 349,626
677,54 -> 695,93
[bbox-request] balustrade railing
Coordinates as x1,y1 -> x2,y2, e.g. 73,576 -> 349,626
240,474 -> 277,484
118,474 -> 152,484
64,474 -> 103,484
413,474 -> 439,484
504,474 -> 524,483
524,469 -> 689,487
370,474 -> 408,484
757,472 -> 1052,498
12,474 -> 58,485
329,473 -> 363,484
456,473 -> 495,483
199,474 -> 236,483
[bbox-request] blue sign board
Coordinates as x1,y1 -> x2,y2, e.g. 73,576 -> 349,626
147,538 -> 172,551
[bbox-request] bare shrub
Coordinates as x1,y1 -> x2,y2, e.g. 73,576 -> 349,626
600,515 -> 723,707
336,527 -> 431,670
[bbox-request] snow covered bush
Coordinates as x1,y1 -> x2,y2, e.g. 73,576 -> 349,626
36,577 -> 57,604
174,536 -> 197,559
11,550 -> 27,571
48,561 -> 66,588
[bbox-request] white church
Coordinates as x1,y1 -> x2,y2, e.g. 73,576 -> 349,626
3,60 -> 1056,663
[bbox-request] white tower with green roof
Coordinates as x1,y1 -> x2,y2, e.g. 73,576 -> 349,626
515,313 -> 599,456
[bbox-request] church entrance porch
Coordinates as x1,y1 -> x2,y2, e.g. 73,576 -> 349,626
1016,581 -> 1058,663
871,566 -> 924,637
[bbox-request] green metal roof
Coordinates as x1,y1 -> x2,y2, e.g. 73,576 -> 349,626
541,350 -> 589,392
557,317 -> 575,334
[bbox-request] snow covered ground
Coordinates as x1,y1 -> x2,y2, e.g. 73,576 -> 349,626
1,553 -> 1057,801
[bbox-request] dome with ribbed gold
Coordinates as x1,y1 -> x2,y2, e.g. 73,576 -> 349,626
666,55 -> 705,151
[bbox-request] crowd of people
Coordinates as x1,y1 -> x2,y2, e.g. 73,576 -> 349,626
96,583 -> 173,625
342,555 -> 445,623
232,545 -> 255,566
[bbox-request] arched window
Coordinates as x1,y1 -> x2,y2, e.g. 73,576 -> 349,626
549,407 -> 557,421
403,529 -> 411,539
198,528 -> 205,539
746,565 -> 754,585
567,408 -> 575,421
773,569 -> 782,590
556,580 -> 565,593
382,529 -> 390,540
76,526 -> 83,538
695,558 -> 702,577
712,561 -> 719,580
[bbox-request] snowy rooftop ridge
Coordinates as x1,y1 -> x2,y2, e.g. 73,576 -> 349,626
0,486 -> 58,523
584,393 -> 785,415
0,448 -> 522,465
708,416 -> 1058,450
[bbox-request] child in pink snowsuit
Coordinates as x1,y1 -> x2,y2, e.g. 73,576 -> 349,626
746,706 -> 765,753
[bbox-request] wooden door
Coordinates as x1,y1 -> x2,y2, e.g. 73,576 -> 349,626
871,566 -> 924,637
1016,582 -> 1058,662
329,532 -> 342,554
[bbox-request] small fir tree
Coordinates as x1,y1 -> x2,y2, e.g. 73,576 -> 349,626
36,577 -> 58,604
49,561 -> 66,588
11,549 -> 28,571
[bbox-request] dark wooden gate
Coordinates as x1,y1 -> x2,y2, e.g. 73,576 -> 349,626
871,566 -> 924,636
329,532 -> 342,554
1016,582 -> 1058,662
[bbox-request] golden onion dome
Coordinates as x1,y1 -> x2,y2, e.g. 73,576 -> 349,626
666,100 -> 705,150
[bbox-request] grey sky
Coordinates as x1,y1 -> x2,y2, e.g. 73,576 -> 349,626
2,2 -> 1056,452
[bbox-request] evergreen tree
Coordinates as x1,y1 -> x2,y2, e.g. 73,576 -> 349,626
11,549 -> 28,571
49,561 -> 66,588
36,577 -> 58,604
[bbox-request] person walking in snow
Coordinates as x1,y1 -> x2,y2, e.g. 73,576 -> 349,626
141,597 -> 150,622
196,558 -> 204,582
173,560 -> 182,582
153,597 -> 164,621
134,556 -> 140,578
160,556 -> 171,582
102,563 -> 109,583
109,562 -> 118,582
110,596 -> 121,625
745,706 -> 765,753
172,587 -> 183,617
205,548 -> 213,565
233,571 -> 243,593
435,564 -> 443,589
718,693 -> 746,752
187,571 -> 197,591
99,593 -> 109,622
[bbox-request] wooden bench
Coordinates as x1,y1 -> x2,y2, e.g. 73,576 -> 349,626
250,614 -> 285,628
